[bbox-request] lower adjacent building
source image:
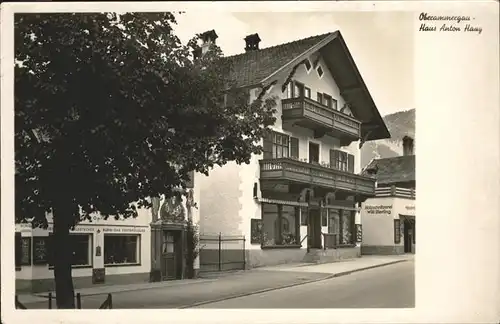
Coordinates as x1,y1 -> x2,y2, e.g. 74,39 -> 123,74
360,136 -> 416,255
15,175 -> 201,293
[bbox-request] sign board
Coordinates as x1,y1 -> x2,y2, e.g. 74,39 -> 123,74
364,205 -> 393,215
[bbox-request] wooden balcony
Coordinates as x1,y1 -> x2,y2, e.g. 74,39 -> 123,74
259,158 -> 376,196
281,97 -> 361,141
375,186 -> 416,199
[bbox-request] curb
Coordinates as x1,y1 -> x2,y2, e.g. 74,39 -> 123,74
33,278 -> 218,299
180,259 -> 409,308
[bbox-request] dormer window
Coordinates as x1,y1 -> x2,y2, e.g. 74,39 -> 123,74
317,65 -> 324,78
304,59 -> 312,72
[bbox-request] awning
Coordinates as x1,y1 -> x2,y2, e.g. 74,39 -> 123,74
256,197 -> 308,207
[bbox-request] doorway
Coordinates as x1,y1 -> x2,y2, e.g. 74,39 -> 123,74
161,230 -> 183,280
309,142 -> 319,164
308,208 -> 322,249
403,217 -> 415,253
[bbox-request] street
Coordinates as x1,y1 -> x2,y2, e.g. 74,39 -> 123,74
196,259 -> 415,308
21,258 -> 414,309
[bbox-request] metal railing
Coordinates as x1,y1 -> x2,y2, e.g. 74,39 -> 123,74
15,293 -> 112,309
199,233 -> 246,273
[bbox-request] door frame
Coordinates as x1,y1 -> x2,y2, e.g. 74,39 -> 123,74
307,206 -> 322,249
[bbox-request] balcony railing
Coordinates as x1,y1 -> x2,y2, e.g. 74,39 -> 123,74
281,97 -> 361,139
375,186 -> 416,199
259,158 -> 376,196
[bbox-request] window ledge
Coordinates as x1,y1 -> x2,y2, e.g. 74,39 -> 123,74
336,244 -> 357,248
261,244 -> 302,250
105,263 -> 141,268
49,265 -> 93,270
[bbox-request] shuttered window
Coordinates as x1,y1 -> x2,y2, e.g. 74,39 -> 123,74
317,93 -> 323,104
347,154 -> 355,173
263,131 -> 290,159
290,137 -> 299,159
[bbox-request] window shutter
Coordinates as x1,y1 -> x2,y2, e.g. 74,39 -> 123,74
263,131 -> 273,159
290,137 -> 299,159
329,150 -> 335,168
347,154 -> 355,173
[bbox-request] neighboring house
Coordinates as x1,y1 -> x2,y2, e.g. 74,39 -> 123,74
15,173 -> 201,293
198,30 -> 391,269
360,136 -> 416,255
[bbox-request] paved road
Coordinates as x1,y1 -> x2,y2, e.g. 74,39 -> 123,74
195,260 -> 414,308
21,259 -> 413,309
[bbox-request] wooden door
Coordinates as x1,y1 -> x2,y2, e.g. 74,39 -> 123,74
308,208 -> 322,248
161,231 -> 177,280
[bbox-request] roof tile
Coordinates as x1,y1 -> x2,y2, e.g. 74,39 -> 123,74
362,155 -> 415,185
224,32 -> 333,88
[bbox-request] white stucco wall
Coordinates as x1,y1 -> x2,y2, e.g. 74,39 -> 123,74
361,196 -> 416,247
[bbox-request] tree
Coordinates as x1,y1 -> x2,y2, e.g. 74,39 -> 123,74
15,12 -> 277,308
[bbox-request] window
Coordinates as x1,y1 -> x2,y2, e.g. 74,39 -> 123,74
328,209 -> 340,246
330,149 -> 355,172
105,235 -> 139,266
285,82 -> 293,99
332,98 -> 338,111
323,94 -> 332,108
15,234 -> 31,268
263,131 -> 289,159
290,137 -> 299,160
304,59 -> 312,72
305,87 -> 311,98
261,204 -> 300,247
328,209 -> 355,245
293,82 -> 304,98
48,234 -> 92,267
317,66 -> 324,78
309,142 -> 320,164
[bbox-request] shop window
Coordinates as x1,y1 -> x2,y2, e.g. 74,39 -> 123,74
328,209 -> 355,245
48,234 -> 92,268
104,235 -> 139,266
261,203 -> 300,247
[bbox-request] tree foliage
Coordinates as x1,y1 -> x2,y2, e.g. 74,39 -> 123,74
15,12 -> 277,228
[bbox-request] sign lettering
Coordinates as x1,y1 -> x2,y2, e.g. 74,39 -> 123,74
46,225 -> 146,233
365,205 -> 392,215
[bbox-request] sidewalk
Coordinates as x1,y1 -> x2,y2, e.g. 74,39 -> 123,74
18,254 -> 412,308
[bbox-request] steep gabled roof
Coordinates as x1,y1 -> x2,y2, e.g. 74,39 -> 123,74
362,155 -> 415,185
222,31 -> 390,141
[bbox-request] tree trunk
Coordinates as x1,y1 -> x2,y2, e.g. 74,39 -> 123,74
52,204 -> 76,309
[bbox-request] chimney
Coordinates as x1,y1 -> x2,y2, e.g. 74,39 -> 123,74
402,136 -> 414,156
244,33 -> 261,52
200,29 -> 218,55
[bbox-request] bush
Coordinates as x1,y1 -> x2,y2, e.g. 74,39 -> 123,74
185,218 -> 199,279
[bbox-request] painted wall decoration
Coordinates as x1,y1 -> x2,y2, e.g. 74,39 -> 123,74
250,219 -> 263,244
33,236 -> 49,265
394,219 -> 401,244
160,194 -> 185,223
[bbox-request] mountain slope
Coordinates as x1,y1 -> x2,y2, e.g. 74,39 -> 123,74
360,108 -> 415,169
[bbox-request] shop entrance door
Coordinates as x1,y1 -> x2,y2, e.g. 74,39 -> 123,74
403,218 -> 414,253
161,231 -> 183,280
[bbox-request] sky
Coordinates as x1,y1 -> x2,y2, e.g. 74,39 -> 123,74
173,11 -> 414,116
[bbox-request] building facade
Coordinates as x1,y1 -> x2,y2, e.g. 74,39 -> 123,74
360,136 -> 416,255
198,30 -> 391,268
15,173 -> 201,293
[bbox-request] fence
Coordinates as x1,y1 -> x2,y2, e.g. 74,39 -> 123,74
198,233 -> 246,273
15,293 -> 112,309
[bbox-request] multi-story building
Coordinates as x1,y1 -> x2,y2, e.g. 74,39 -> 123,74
198,30 -> 391,268
360,136 -> 416,255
